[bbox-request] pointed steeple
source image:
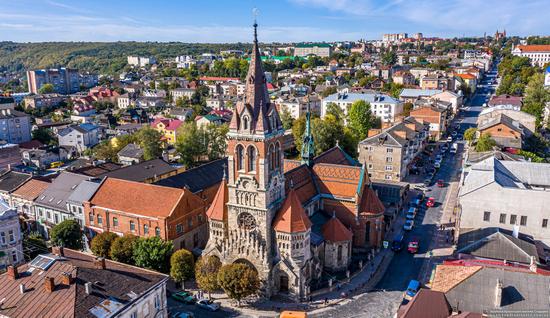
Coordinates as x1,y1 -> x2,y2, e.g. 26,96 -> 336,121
301,101 -> 315,166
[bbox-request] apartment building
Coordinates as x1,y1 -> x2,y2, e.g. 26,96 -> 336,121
294,43 -> 332,57
409,103 -> 450,139
0,201 -> 23,269
127,55 -> 157,67
420,74 -> 454,90
27,67 -> 80,94
23,94 -> 66,110
358,117 -> 429,181
512,45 -> 550,67
322,92 -> 403,123
0,109 -> 32,144
57,123 -> 100,151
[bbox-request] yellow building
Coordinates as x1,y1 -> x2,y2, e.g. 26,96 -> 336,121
150,118 -> 183,144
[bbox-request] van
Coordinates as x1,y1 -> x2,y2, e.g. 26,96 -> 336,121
450,143 -> 458,154
280,311 -> 307,318
405,280 -> 420,299
391,233 -> 405,252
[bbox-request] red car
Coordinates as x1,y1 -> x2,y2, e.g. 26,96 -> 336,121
408,240 -> 419,254
426,197 -> 435,207
437,179 -> 445,188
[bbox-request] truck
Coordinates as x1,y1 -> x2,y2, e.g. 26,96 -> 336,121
450,142 -> 458,154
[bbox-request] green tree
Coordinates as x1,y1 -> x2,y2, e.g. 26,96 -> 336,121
464,127 -> 477,145
195,255 -> 222,299
324,102 -> 345,124
217,263 -> 260,306
135,127 -> 163,160
280,106 -> 294,130
133,237 -> 173,273
382,51 -> 397,65
401,102 -> 414,117
50,219 -> 83,250
38,83 -> 55,94
176,121 -> 207,167
32,127 -> 55,145
170,249 -> 195,290
90,232 -> 119,258
291,115 -> 307,152
23,232 -> 48,261
522,73 -> 550,126
109,234 -> 138,265
205,123 -> 229,161
348,100 -> 374,140
312,116 -> 344,155
475,133 -> 497,152
320,86 -> 337,98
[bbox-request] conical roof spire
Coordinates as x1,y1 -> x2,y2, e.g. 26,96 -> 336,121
301,102 -> 315,166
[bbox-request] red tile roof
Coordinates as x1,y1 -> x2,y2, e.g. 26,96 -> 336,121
11,179 -> 50,201
151,117 -> 183,131
90,178 -> 203,218
313,163 -> 362,199
515,45 -> 550,52
200,76 -> 240,82
359,186 -> 385,215
206,179 -> 227,221
455,73 -> 476,80
322,215 -> 352,242
273,188 -> 312,233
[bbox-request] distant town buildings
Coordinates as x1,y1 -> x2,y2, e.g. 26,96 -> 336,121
0,109 -> 32,144
127,55 -> 157,67
57,123 -> 100,151
26,67 -> 97,94
322,92 -> 403,123
0,200 -> 23,269
294,43 -> 332,57
512,44 -> 550,67
383,33 -> 408,43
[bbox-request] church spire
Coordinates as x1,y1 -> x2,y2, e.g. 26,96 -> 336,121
301,101 -> 315,166
244,18 -> 269,125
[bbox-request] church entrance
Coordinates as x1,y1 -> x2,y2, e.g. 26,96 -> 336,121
279,274 -> 289,293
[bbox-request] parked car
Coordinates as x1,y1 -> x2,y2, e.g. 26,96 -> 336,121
196,299 -> 220,311
451,131 -> 457,137
446,136 -> 453,142
434,161 -> 441,169
391,233 -> 405,252
437,179 -> 445,187
405,280 -> 421,299
450,143 -> 458,154
171,291 -> 196,304
426,197 -> 435,207
172,312 -> 195,318
423,178 -> 432,187
407,239 -> 419,254
403,220 -> 415,231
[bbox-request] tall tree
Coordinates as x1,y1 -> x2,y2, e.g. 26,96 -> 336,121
205,123 -> 229,161
217,263 -> 260,306
23,232 -> 48,261
348,100 -> 374,140
170,249 -> 195,290
522,73 -> 550,126
475,133 -> 497,152
50,219 -> 83,250
325,102 -> 345,124
280,106 -> 294,130
90,232 -> 119,258
312,116 -> 344,155
133,237 -> 173,273
464,128 -> 477,145
195,256 -> 222,299
176,122 -> 207,167
109,234 -> 138,265
291,115 -> 307,152
135,127 -> 163,160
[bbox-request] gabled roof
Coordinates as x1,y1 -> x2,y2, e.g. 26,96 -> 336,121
477,113 -> 522,133
117,143 -> 144,159
0,170 -> 32,193
314,146 -> 358,166
273,188 -> 312,233
151,117 -> 183,131
206,178 -> 228,221
313,163 -> 364,199
155,158 -> 227,193
397,289 -> 451,318
359,186 -> 385,215
34,172 -> 90,210
90,177 -> 203,218
514,44 -> 550,53
98,159 -> 176,182
322,214 -> 352,242
11,179 -> 50,201
431,265 -> 483,293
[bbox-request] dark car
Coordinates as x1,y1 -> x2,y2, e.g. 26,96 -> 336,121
391,233 -> 405,252
437,179 -> 445,187
171,291 -> 196,304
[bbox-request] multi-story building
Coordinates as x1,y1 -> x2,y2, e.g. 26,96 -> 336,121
321,92 -> 403,123
10,178 -> 50,222
511,45 -> 550,67
392,71 -> 416,86
0,170 -> 32,206
170,88 -> 195,103
382,33 -> 408,43
358,117 -> 429,181
27,67 -> 80,94
85,178 -> 208,250
23,93 -> 65,110
0,247 -> 169,318
127,55 -> 157,67
57,123 -> 100,151
0,201 -> 23,269
409,103 -> 450,139
151,118 -> 183,145
0,143 -> 22,169
294,43 -> 332,57
459,157 -> 550,245
420,74 -> 455,90
0,109 -> 32,144
0,97 -> 15,110
275,95 -> 321,119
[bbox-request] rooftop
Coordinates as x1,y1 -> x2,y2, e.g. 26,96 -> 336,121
399,88 -> 443,98
324,92 -> 400,104
0,170 -> 32,193
35,172 -> 90,210
98,159 -> 176,182
155,158 -> 227,193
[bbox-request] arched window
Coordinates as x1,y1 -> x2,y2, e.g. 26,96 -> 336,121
337,245 -> 343,261
97,215 -> 103,225
247,146 -> 257,171
89,213 -> 94,224
268,144 -> 275,171
275,143 -> 281,168
155,227 -> 161,237
143,224 -> 149,235
112,217 -> 118,227
236,145 -> 244,171
242,116 -> 249,130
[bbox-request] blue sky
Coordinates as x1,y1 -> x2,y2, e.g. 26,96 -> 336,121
0,0 -> 548,42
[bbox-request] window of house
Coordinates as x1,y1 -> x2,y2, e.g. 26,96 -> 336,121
520,216 -> 527,226
385,174 -> 392,180
12,250 -> 17,263
387,148 -> 393,153
47,211 -> 51,219
198,214 -> 204,223
89,213 -> 94,224
113,217 -> 118,227
187,217 -> 193,229
337,245 -> 343,261
483,211 -> 491,222
0,232 -> 6,245
155,227 -> 161,237
236,145 -> 244,170
54,214 -> 59,224
176,224 -> 183,234
499,213 -> 506,224
8,230 -> 15,243
368,164 -> 373,169
386,157 -> 393,163
247,146 -> 257,171
385,165 -> 393,171
510,214 -> 517,225
130,221 -> 135,231
97,215 -> 102,225
143,224 -> 149,234
543,219 -> 548,228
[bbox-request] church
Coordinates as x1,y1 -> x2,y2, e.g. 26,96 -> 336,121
203,23 -> 386,300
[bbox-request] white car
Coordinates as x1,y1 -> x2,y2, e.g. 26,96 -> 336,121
446,136 -> 453,142
434,161 -> 441,169
435,155 -> 443,162
403,220 -> 415,231
196,299 -> 220,312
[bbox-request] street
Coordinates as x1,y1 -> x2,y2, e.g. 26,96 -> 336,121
167,65 -> 500,318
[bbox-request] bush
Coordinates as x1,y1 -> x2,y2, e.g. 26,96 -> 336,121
109,234 -> 139,265
90,232 -> 119,258
217,263 -> 260,305
50,219 -> 83,250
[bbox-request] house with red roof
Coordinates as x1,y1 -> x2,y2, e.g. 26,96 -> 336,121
151,117 -> 183,144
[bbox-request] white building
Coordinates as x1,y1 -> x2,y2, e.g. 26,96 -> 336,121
127,56 -> 157,67
275,95 -> 321,119
57,123 -> 99,151
0,200 -> 23,269
170,88 -> 195,103
459,157 -> 550,245
512,45 -> 550,67
321,92 -> 403,123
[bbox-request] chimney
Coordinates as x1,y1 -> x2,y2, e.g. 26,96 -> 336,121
85,282 -> 93,295
52,246 -> 64,257
94,257 -> 106,270
44,277 -> 55,293
494,279 -> 502,307
19,284 -> 26,294
61,272 -> 72,285
7,266 -> 18,280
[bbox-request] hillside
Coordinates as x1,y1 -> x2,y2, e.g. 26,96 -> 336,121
0,41 -> 253,75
